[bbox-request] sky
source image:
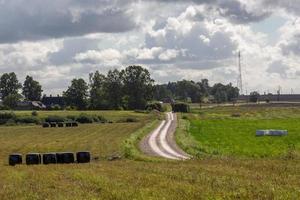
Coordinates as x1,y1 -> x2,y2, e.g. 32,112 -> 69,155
0,0 -> 300,95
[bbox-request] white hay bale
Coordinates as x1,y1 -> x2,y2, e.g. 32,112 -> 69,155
256,130 -> 287,136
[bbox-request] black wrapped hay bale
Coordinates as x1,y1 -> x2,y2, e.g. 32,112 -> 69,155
65,122 -> 72,127
57,122 -> 64,127
26,153 -> 41,165
76,151 -> 91,163
43,153 -> 57,164
50,123 -> 57,128
71,122 -> 78,127
56,152 -> 74,164
42,123 -> 50,128
9,154 -> 22,166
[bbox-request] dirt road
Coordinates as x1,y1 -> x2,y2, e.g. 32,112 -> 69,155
140,112 -> 190,160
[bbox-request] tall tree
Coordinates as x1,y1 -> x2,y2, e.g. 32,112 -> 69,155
22,75 -> 43,101
0,72 -> 22,99
89,71 -> 107,109
63,78 -> 88,110
3,94 -> 22,109
104,69 -> 123,109
121,66 -> 154,110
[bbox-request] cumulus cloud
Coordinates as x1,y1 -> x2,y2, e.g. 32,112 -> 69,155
0,0 -> 300,94
147,0 -> 271,24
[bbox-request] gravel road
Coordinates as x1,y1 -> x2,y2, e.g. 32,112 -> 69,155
140,112 -> 190,160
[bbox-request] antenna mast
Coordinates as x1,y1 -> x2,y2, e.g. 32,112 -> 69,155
238,51 -> 243,95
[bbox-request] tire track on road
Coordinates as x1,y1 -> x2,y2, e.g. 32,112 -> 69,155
140,112 -> 190,160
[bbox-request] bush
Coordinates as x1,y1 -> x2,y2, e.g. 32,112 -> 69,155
249,91 -> 260,103
31,111 -> 38,116
0,112 -> 16,124
231,113 -> 241,118
145,102 -> 163,112
16,116 -> 40,124
48,104 -> 62,110
66,115 -> 77,121
75,114 -> 94,124
182,115 -> 189,120
118,117 -> 139,123
45,115 -> 65,123
172,103 -> 190,113
96,115 -> 107,123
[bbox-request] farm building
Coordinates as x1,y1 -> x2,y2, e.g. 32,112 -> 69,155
16,101 -> 46,110
42,95 -> 65,109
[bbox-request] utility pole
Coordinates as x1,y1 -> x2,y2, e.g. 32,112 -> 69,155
237,51 -> 243,95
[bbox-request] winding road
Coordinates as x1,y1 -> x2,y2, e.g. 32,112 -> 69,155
140,112 -> 190,160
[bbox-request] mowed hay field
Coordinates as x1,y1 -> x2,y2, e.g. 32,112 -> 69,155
0,107 -> 300,199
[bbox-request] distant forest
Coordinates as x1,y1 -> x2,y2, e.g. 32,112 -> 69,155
0,66 -> 239,110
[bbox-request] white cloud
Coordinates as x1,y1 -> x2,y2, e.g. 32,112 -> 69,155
159,49 -> 180,61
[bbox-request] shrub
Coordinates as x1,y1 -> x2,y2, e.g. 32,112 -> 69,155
145,102 -> 163,112
231,113 -> 241,118
182,115 -> 188,120
249,91 -> 260,103
118,117 -> 139,123
48,104 -> 62,110
16,116 -> 40,124
66,115 -> 77,121
31,111 -> 38,116
96,115 -> 107,123
75,114 -> 94,124
172,103 -> 190,113
0,112 -> 16,125
45,115 -> 65,123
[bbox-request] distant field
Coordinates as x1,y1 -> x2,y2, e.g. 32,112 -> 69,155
14,110 -> 149,122
186,105 -> 300,158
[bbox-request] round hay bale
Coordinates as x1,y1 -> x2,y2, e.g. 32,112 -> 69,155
50,123 -> 57,128
42,123 -> 50,128
43,153 -> 57,164
9,154 -> 22,166
65,122 -> 72,127
76,151 -> 91,163
26,153 -> 41,165
71,122 -> 78,127
56,152 -> 74,164
57,122 -> 64,127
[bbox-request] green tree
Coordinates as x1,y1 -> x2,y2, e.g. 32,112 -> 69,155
249,91 -> 260,103
22,75 -> 43,101
3,93 -> 22,109
0,72 -> 22,99
121,66 -> 154,110
89,71 -> 108,109
104,69 -> 123,109
63,78 -> 88,110
153,84 -> 172,101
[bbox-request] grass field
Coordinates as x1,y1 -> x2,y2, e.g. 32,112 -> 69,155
186,105 -> 300,158
1,107 -> 300,199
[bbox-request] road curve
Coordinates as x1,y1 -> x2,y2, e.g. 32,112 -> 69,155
140,112 -> 190,160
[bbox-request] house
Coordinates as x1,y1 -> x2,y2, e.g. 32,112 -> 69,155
41,95 -> 65,109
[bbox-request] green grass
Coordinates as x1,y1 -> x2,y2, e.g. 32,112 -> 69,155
187,105 -> 300,158
13,110 -> 148,122
1,108 -> 300,199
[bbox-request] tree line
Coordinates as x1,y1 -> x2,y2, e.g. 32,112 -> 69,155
0,65 -> 239,110
153,79 -> 239,104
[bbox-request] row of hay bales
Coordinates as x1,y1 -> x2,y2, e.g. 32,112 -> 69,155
9,152 -> 91,166
42,122 -> 78,128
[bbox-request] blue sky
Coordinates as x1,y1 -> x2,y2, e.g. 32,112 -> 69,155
0,0 -> 299,94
